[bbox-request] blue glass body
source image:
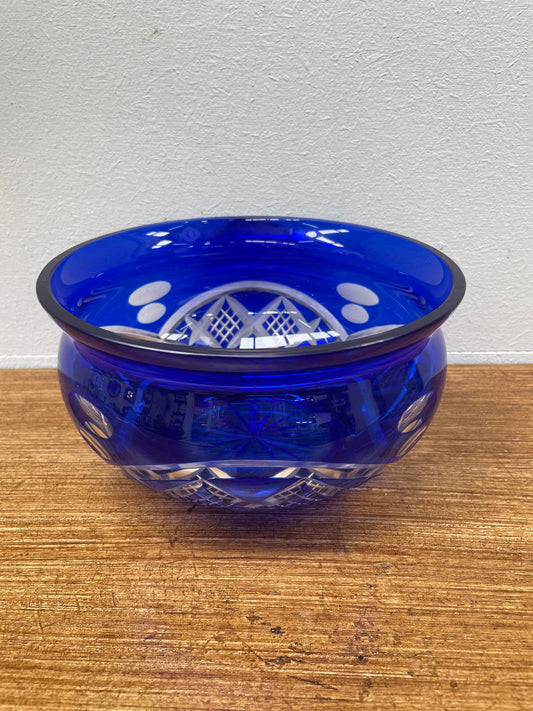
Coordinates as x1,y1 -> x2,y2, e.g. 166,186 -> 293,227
58,329 -> 446,508
38,217 -> 464,509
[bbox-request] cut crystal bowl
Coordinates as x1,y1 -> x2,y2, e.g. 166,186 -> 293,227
37,217 -> 465,509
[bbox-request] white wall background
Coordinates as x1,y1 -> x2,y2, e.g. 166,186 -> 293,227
1,0 -> 532,367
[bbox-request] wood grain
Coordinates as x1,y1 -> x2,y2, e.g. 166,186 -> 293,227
0,366 -> 532,710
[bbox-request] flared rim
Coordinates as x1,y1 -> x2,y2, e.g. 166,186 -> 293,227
36,216 -> 466,368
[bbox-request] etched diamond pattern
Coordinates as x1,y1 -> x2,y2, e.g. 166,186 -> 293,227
164,286 -> 341,349
119,463 -> 378,509
207,299 -> 244,346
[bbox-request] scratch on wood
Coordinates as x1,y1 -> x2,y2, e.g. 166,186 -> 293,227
287,675 -> 337,690
34,611 -> 45,640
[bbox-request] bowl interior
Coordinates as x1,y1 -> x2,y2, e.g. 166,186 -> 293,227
49,217 -> 456,351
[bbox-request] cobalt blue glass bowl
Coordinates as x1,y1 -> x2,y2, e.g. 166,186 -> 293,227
36,217 -> 465,509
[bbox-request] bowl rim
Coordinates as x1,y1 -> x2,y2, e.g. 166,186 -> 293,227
36,215 -> 466,366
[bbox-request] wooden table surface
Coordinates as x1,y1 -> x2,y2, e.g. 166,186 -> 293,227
0,366 -> 532,710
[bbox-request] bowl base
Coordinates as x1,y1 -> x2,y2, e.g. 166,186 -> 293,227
121,463 -> 384,509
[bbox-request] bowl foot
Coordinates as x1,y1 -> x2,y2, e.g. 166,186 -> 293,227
122,463 -> 384,509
